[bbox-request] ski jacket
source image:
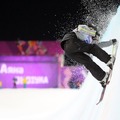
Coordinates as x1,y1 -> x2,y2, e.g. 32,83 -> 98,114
61,24 -> 113,50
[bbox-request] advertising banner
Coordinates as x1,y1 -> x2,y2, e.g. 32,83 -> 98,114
0,56 -> 58,88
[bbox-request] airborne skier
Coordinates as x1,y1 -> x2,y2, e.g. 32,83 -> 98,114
60,24 -> 117,88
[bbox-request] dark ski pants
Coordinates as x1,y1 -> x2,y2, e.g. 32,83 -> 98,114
63,32 -> 111,81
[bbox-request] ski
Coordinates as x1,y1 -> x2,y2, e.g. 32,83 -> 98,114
96,42 -> 118,105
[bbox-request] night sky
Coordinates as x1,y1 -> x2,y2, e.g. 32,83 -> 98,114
0,1 -> 119,40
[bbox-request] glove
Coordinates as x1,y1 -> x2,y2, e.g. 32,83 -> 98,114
112,39 -> 117,45
96,31 -> 100,36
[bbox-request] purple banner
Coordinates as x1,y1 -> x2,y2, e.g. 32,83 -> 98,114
0,41 -> 64,56
0,56 -> 58,88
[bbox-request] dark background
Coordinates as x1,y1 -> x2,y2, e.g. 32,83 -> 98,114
0,1 -> 119,40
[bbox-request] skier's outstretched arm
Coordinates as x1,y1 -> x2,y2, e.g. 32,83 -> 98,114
96,39 -> 117,48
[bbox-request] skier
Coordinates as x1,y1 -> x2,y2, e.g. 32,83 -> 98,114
60,24 -> 117,88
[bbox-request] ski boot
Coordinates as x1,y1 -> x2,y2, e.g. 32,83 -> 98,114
107,56 -> 115,70
100,72 -> 110,88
